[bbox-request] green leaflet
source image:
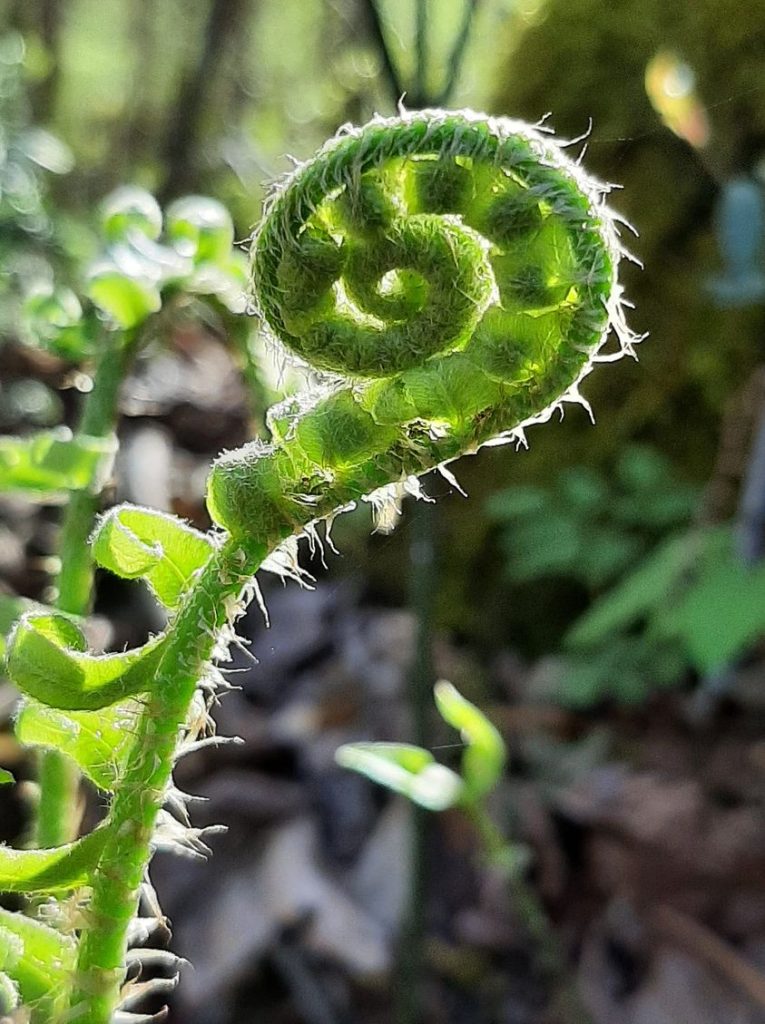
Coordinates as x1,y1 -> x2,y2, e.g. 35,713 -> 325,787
0,827 -> 107,893
92,504 -> 215,609
0,428 -> 117,499
0,926 -> 22,973
564,531 -> 704,648
0,769 -> 13,785
1,595 -> 35,662
335,741 -> 464,811
6,613 -> 163,711
338,683 -> 505,809
434,680 -> 506,801
0,909 -> 75,1012
166,195 -> 235,265
101,185 -> 163,243
86,267 -> 162,329
1,593 -> 54,662
16,698 -> 140,791
664,529 -> 765,672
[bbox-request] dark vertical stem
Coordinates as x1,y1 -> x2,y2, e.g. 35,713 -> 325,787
434,0 -> 482,105
33,0 -> 63,121
360,0 -> 406,105
157,0 -> 250,202
395,499 -> 436,1024
393,8 -> 439,1022
117,2 -> 158,177
413,0 -> 428,106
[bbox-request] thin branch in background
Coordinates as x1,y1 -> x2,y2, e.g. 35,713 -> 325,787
394,500 -> 437,1024
435,0 -> 482,105
35,0 -> 63,121
413,0 -> 428,106
158,0 -> 250,203
360,0 -> 407,106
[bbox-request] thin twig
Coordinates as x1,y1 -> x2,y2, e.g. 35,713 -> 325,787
360,0 -> 406,105
435,0 -> 482,105
413,0 -> 428,106
651,904 -> 765,1010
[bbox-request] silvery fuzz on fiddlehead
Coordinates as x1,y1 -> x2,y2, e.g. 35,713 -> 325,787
207,109 -> 637,541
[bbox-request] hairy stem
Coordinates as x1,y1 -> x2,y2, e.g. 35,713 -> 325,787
36,329 -> 138,849
68,534 -> 265,1023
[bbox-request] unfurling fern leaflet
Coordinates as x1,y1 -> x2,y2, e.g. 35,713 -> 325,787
1,110 -> 636,1024
208,109 -> 635,540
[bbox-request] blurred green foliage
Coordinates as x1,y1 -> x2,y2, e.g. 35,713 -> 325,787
490,444 -> 765,705
488,446 -> 698,591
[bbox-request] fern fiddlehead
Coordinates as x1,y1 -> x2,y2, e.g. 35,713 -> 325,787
208,109 -> 633,541
1,110 -> 635,1023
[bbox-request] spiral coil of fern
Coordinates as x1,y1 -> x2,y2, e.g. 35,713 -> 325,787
208,109 -> 635,541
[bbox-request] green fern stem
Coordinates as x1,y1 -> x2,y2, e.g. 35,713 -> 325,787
37,329 -> 139,850
69,534 -> 265,1021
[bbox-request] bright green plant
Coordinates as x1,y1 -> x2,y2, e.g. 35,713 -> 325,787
337,681 -> 585,1016
0,31 -> 74,348
0,109 -> 632,1022
337,680 -> 520,870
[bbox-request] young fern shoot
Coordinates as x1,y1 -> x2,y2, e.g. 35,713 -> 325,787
0,109 -> 636,1023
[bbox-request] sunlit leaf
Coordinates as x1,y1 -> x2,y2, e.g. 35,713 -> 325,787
16,698 -> 140,791
16,128 -> 74,175
0,593 -> 43,661
0,908 -> 75,1011
23,284 -> 81,338
92,504 -> 214,609
0,926 -> 22,972
0,428 -> 117,499
0,770 -> 13,786
101,186 -> 162,242
22,286 -> 96,361
185,254 -> 248,313
335,741 -> 464,811
434,680 -> 506,800
6,613 -> 163,711
86,266 -> 161,329
0,828 -> 107,894
565,531 -> 710,648
166,195 -> 235,265
668,534 -> 765,671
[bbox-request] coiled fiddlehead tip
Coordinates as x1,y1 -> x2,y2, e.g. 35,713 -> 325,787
208,108 -> 638,539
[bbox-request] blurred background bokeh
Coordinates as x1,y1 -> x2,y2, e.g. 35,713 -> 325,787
2,1 -> 765,1022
